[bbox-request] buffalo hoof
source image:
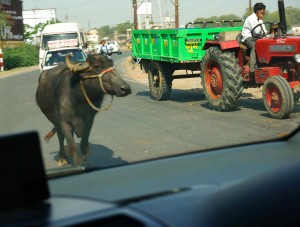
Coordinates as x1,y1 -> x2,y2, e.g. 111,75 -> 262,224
57,158 -> 68,166
73,156 -> 81,165
80,154 -> 89,163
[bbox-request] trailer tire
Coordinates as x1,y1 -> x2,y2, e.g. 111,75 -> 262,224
262,76 -> 294,119
142,60 -> 150,73
201,47 -> 243,111
148,61 -> 172,101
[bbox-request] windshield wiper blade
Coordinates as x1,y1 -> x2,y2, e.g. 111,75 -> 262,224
46,165 -> 101,179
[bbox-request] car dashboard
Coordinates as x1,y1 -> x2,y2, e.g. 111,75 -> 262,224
1,127 -> 300,226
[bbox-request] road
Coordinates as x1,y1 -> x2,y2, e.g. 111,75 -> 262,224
1,50 -> 300,170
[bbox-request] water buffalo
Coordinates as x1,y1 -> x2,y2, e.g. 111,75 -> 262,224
36,54 -> 131,166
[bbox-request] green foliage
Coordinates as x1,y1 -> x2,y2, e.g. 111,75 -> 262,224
114,20 -> 132,34
95,21 -> 133,40
96,25 -> 113,40
194,15 -> 243,28
3,44 -> 39,70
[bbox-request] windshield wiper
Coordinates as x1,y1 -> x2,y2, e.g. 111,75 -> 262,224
46,165 -> 102,179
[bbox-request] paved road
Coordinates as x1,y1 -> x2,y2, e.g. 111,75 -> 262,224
1,51 -> 300,170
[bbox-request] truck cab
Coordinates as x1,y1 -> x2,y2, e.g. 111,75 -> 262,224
39,23 -> 86,71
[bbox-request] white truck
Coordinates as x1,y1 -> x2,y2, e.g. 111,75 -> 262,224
39,22 -> 86,71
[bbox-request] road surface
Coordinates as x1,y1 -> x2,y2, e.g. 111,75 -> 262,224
0,51 -> 299,170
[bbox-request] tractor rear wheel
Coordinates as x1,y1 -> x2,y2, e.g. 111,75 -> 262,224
148,61 -> 172,101
201,47 -> 243,111
262,76 -> 294,119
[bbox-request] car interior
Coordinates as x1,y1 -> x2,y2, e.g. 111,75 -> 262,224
0,125 -> 300,226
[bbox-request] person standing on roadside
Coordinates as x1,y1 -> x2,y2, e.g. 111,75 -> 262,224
241,2 -> 267,76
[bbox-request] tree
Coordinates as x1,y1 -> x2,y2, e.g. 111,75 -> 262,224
194,15 -> 243,27
114,21 -> 132,34
195,7 -> 300,29
243,7 -> 300,27
96,25 -> 113,40
24,19 -> 61,44
95,21 -> 133,41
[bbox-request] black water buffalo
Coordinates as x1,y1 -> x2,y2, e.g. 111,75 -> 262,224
36,54 -> 131,166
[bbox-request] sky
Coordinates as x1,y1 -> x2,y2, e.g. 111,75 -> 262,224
23,0 -> 300,30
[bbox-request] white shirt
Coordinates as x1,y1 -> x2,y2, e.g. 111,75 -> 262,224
241,13 -> 267,42
97,44 -> 108,54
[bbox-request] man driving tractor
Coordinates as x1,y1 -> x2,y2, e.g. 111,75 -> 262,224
241,2 -> 267,76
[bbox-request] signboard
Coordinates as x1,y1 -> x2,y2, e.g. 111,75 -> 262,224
23,9 -> 56,28
47,39 -> 78,49
0,0 -> 24,41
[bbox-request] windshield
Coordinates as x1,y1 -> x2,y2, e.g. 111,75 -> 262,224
41,33 -> 78,49
44,49 -> 86,66
1,0 -> 300,178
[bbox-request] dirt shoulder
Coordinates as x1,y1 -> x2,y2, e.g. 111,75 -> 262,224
120,56 -> 262,99
0,65 -> 39,79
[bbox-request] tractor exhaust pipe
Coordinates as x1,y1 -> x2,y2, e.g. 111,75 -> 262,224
278,0 -> 287,35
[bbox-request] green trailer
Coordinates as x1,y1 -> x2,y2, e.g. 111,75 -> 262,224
131,21 -> 243,101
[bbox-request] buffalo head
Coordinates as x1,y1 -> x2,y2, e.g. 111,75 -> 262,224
66,53 -> 131,97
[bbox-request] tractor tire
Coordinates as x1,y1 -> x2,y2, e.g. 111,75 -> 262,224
148,61 -> 172,101
262,76 -> 294,119
201,47 -> 243,111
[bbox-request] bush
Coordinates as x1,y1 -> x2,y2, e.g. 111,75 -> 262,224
3,44 -> 39,70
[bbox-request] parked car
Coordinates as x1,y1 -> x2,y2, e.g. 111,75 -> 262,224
107,40 -> 122,54
40,47 -> 87,71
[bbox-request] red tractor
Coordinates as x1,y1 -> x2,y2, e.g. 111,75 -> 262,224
201,0 -> 300,119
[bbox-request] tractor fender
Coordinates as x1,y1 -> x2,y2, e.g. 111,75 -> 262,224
203,40 -> 240,51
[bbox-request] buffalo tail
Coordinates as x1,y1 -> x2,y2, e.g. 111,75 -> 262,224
44,128 -> 57,142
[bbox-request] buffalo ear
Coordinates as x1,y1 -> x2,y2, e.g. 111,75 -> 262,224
65,53 -> 90,73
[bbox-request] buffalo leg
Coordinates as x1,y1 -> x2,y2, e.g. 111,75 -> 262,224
80,118 -> 94,162
61,122 -> 81,165
56,129 -> 68,166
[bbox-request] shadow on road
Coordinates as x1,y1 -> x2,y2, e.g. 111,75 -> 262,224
88,143 -> 128,167
135,88 -> 204,103
53,143 -> 128,168
135,87 -> 300,118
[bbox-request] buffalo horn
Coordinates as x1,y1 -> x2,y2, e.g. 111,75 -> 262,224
65,53 -> 90,72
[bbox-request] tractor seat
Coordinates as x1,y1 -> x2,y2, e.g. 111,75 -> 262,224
236,32 -> 248,50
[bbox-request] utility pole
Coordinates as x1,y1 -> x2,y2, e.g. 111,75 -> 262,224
133,0 -> 138,29
170,0 -> 179,28
175,0 -> 179,28
249,0 -> 252,15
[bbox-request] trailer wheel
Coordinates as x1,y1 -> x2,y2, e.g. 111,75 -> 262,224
262,76 -> 294,119
148,61 -> 172,101
201,47 -> 243,111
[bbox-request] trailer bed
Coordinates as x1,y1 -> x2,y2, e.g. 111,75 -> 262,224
132,26 -> 242,63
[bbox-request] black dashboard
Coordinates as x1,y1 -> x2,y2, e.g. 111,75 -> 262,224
1,127 -> 300,226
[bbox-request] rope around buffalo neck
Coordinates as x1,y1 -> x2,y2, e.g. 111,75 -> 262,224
79,67 -> 114,112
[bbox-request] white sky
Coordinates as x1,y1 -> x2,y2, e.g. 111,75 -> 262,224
23,0 -> 300,30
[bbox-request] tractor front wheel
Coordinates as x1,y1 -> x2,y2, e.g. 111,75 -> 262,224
201,47 -> 243,111
262,76 -> 294,119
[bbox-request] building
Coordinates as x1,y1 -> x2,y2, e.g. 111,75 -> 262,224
85,29 -> 99,44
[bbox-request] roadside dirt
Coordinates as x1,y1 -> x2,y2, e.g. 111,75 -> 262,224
0,65 -> 39,78
120,56 -> 262,99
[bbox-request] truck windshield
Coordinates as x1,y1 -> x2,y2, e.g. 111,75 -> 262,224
41,33 -> 78,49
